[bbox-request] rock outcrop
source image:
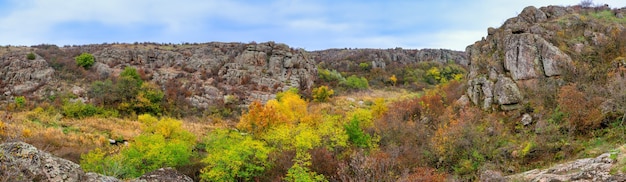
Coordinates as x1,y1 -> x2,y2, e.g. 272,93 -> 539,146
481,150 -> 626,182
507,152 -> 619,181
310,48 -> 467,72
89,42 -> 316,107
0,141 -> 114,181
465,5 -> 626,111
0,49 -> 54,97
0,142 -> 193,182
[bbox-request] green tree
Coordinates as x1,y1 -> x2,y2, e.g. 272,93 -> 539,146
75,52 -> 95,69
201,129 -> 271,182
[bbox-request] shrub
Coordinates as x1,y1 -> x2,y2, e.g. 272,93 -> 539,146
312,86 -> 334,102
81,115 -> 196,179
62,101 -> 117,118
201,129 -> 271,181
14,96 -> 26,108
75,52 -> 95,69
26,52 -> 36,60
359,62 -> 371,71
318,68 -> 345,83
557,84 -> 603,134
341,75 -> 369,90
344,115 -> 372,148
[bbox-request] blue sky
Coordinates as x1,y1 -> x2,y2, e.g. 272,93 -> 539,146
0,0 -> 625,51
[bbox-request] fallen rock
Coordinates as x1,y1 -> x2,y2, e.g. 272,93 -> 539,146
521,113 -> 533,126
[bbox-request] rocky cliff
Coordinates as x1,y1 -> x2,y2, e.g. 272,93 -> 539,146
465,5 -> 626,111
1,42 -> 467,110
310,48 -> 467,72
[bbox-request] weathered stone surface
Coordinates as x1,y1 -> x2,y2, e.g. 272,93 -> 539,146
0,51 -> 54,95
521,113 -> 532,126
504,34 -> 541,80
131,167 -> 193,182
494,76 -> 522,108
88,42 -> 317,108
0,142 -> 86,182
467,76 -> 495,111
310,48 -> 468,72
505,152 -> 616,182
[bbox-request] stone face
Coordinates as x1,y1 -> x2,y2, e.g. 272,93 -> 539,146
0,51 -> 54,95
504,152 -> 616,181
463,5 -> 590,110
131,167 -> 193,182
310,48 -> 468,72
0,142 -> 86,182
504,34 -> 541,80
89,42 -> 317,108
494,76 -> 522,106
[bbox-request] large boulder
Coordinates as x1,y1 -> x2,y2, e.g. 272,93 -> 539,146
504,152 -> 616,181
0,142 -> 89,182
0,142 -> 194,182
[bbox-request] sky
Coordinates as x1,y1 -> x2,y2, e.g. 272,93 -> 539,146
0,0 -> 625,51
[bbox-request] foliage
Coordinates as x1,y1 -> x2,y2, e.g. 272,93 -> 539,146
201,129 -> 271,182
62,101 -> 117,118
285,162 -> 328,182
312,85 -> 334,102
425,64 -> 465,84
389,75 -> 397,86
26,52 -> 36,60
80,115 -> 195,179
344,115 -> 373,148
80,148 -> 123,177
318,68 -> 345,83
359,62 -> 371,71
14,96 -> 26,108
557,84 -> 603,134
341,75 -> 369,90
75,52 -> 95,69
238,89 -> 308,134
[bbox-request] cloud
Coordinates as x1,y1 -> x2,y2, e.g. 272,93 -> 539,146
0,0 -> 625,49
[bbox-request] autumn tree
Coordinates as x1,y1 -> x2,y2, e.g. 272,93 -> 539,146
201,129 -> 271,181
312,85 -> 334,102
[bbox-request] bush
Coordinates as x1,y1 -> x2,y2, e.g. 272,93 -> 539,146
318,68 -> 345,82
26,52 -> 36,60
201,129 -> 271,181
312,86 -> 334,102
75,52 -> 95,69
80,115 -> 196,179
62,101 -> 117,118
341,75 -> 369,90
14,96 -> 26,108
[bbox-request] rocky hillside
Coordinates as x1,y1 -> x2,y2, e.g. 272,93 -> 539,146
0,42 -> 465,111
